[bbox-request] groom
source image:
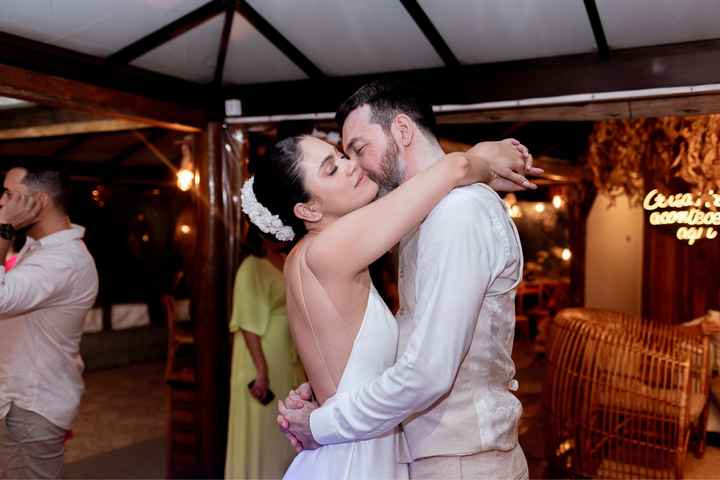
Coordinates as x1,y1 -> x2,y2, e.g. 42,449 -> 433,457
278,81 -> 536,479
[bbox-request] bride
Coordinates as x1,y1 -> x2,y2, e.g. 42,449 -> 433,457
242,134 -> 528,479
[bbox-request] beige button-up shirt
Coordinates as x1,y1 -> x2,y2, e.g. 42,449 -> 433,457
311,184 -> 523,460
0,225 -> 98,429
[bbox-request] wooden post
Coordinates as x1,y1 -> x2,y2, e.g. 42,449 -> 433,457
567,180 -> 597,307
191,122 -> 231,476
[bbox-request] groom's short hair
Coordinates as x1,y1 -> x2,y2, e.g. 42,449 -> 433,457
336,80 -> 437,138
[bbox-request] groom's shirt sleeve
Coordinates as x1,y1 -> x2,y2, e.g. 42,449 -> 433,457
310,188 -> 505,444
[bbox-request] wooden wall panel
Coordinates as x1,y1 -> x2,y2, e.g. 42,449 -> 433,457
642,218 -> 720,324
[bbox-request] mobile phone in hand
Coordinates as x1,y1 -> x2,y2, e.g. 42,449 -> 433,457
248,380 -> 276,406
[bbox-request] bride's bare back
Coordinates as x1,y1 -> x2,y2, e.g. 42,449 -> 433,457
284,236 -> 372,404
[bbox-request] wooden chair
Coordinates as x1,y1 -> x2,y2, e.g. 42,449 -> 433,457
163,294 -> 195,385
161,294 -> 201,478
547,308 -> 711,479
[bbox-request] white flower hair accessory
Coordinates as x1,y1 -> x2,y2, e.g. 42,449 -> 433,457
241,177 -> 295,242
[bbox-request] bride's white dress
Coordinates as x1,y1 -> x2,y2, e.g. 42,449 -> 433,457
283,285 -> 409,480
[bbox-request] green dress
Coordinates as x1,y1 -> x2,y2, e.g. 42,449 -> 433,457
225,255 -> 304,479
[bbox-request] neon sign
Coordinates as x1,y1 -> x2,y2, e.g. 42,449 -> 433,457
643,189 -> 720,245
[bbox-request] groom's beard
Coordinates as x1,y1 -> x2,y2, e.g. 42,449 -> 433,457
368,136 -> 403,197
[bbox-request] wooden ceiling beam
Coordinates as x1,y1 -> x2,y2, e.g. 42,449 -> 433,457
108,0 -> 226,64
436,92 -> 720,123
0,64 -> 205,132
0,155 -> 174,182
583,0 -> 610,60
214,1 -> 237,87
235,0 -> 325,79
0,31 -> 211,108
399,0 -> 460,67
225,38 -> 720,117
53,135 -> 92,158
0,119 -> 152,140
0,107 -> 99,130
108,130 -> 170,168
437,102 -> 629,123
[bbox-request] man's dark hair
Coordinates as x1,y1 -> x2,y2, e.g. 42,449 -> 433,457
335,80 -> 437,137
5,160 -> 71,213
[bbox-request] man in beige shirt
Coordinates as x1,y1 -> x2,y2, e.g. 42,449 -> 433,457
0,164 -> 98,479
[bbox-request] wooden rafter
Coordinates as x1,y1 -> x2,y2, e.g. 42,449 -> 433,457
0,64 -> 204,132
0,119 -> 151,140
225,38 -> 720,117
0,107 -> 153,140
53,135 -> 92,158
0,155 -> 174,183
399,0 -> 460,67
108,129 -> 170,168
583,0 -> 610,59
214,0 -> 237,87
235,0 -> 324,79
108,0 -> 226,64
0,32 -> 211,107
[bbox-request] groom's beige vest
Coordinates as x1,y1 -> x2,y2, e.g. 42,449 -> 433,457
397,184 -> 523,460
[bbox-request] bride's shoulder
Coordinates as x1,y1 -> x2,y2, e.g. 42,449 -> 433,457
284,238 -> 314,279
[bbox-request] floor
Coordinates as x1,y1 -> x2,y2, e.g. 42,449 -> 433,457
63,362 -> 167,479
62,344 -> 720,479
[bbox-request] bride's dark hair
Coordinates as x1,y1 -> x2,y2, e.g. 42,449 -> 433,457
252,135 -> 311,240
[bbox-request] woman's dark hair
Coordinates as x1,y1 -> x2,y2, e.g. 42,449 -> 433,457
251,136 -> 311,240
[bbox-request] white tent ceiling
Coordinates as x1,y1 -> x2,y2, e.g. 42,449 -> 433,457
1,0 -> 719,87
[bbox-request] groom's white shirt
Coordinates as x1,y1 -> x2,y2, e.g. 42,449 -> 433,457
310,183 -> 524,460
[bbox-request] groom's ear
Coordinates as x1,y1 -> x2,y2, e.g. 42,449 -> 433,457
294,201 -> 322,224
391,114 -> 414,147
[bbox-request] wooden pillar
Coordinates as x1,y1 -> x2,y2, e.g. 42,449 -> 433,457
567,180 -> 597,307
191,122 -> 231,476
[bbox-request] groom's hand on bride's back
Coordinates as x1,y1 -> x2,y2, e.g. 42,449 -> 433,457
277,383 -> 321,452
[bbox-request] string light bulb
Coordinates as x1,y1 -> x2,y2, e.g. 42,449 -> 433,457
552,195 -> 564,209
176,140 -> 194,192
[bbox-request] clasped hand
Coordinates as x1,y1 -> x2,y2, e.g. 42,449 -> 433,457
277,382 -> 320,452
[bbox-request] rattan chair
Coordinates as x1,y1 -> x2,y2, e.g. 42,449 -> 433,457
547,308 -> 711,479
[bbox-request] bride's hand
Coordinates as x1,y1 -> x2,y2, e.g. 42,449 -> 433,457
467,138 -> 543,192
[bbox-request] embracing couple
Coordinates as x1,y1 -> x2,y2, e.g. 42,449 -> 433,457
241,81 -> 541,480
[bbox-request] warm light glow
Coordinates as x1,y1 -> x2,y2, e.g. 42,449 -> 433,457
561,248 -> 572,261
556,439 -> 575,456
142,234 -> 150,242
509,204 -> 522,218
534,203 -> 545,213
552,195 -> 563,209
180,225 -> 191,235
91,190 -> 100,197
643,189 -> 720,244
177,169 -> 194,192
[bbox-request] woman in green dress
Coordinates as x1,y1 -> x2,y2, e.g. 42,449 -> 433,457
225,225 -> 304,479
